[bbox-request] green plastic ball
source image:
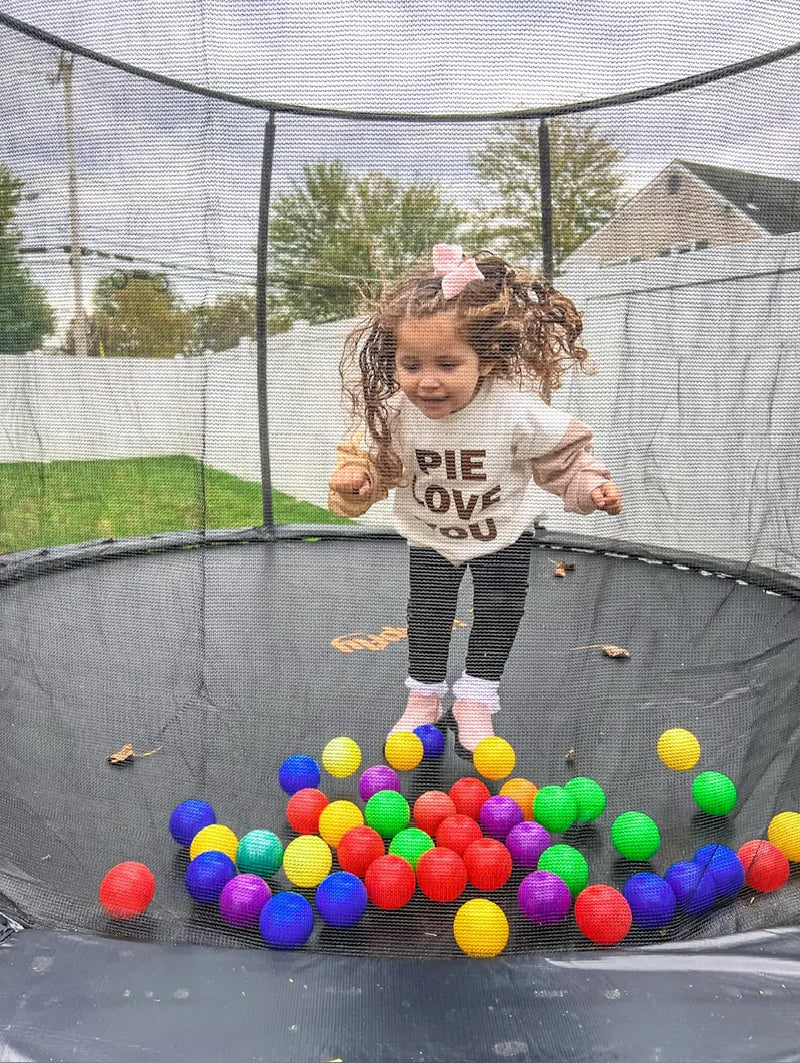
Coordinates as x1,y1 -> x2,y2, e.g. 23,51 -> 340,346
364,790 -> 411,839
610,811 -> 661,861
692,771 -> 737,816
563,777 -> 607,822
389,827 -> 434,870
537,843 -> 589,898
236,829 -> 284,877
533,785 -> 578,833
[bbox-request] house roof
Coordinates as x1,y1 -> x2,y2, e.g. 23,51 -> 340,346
677,159 -> 800,235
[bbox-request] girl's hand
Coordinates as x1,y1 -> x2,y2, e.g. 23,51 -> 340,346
591,481 -> 623,515
329,466 -> 373,498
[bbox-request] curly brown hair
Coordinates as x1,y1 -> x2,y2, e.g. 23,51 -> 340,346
340,251 -> 594,486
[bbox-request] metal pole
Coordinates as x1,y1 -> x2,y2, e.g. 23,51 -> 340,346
57,52 -> 89,357
255,113 -> 276,533
538,117 -> 554,282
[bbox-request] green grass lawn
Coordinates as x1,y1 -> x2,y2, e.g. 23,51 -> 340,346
0,456 -> 351,554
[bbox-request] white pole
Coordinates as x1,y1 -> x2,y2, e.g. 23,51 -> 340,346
57,52 -> 89,357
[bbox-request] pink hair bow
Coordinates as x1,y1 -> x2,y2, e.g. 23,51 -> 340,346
433,244 -> 483,299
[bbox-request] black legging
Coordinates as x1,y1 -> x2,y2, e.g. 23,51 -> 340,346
407,533 -> 533,684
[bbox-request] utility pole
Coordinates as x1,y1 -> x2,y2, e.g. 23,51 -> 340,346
56,51 -> 89,357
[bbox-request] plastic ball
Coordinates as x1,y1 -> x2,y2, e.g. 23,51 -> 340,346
505,821 -> 552,870
364,854 -> 416,909
282,835 -> 333,888
610,811 -> 661,861
219,874 -> 271,927
537,844 -> 589,898
358,765 -> 401,802
664,860 -> 717,914
185,850 -> 236,904
657,727 -> 701,771
389,827 -> 434,870
479,795 -> 524,841
337,825 -> 385,878
413,791 -> 457,835
499,778 -> 538,820
692,771 -> 737,816
259,892 -> 314,950
533,786 -> 578,834
414,723 -> 446,758
517,870 -> 572,925
236,830 -> 284,878
99,861 -> 155,919
285,788 -> 329,835
278,753 -> 321,795
692,844 -> 745,898
190,823 -> 239,863
453,898 -> 509,957
364,790 -> 411,839
416,847 -> 469,902
622,872 -> 676,928
384,732 -> 424,771
318,800 -> 364,847
574,884 -> 632,945
449,777 -> 491,820
463,838 -> 512,891
737,840 -> 790,892
322,736 -> 362,778
315,871 -> 368,928
436,813 -> 483,855
169,799 -> 216,846
563,777 -> 607,822
767,811 -> 800,862
472,737 -> 516,780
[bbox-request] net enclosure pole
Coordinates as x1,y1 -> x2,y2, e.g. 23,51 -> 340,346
538,117 -> 554,282
255,112 -> 277,533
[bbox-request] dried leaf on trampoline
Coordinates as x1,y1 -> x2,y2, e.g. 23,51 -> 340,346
552,560 -> 576,577
570,643 -> 631,658
107,743 -> 163,764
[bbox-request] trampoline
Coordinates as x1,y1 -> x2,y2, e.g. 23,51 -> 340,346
2,9 -> 800,1063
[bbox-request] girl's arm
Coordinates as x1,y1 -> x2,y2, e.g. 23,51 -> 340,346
531,420 -> 622,515
328,431 -> 388,518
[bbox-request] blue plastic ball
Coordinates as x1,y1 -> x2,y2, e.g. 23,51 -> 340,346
185,850 -> 236,903
169,799 -> 216,847
278,754 -> 321,796
622,871 -> 677,928
692,844 -> 745,899
664,860 -> 717,915
259,892 -> 315,949
315,871 -> 368,928
413,724 -> 445,759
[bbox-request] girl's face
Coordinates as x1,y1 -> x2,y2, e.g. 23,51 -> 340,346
394,313 -> 490,420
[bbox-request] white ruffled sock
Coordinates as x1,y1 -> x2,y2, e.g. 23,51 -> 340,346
452,672 -> 501,712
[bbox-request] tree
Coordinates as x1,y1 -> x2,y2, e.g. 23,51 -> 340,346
270,161 -> 465,322
191,292 -> 256,353
0,164 -> 55,352
469,118 -> 626,269
90,271 -> 192,358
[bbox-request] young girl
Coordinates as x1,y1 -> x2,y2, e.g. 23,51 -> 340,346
328,245 -> 622,753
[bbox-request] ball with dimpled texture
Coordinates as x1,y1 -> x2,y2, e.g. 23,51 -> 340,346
537,844 -> 589,898
692,771 -> 737,816
453,899 -> 509,957
259,892 -> 314,949
563,777 -> 606,822
359,765 -> 401,802
219,874 -> 271,927
737,840 -> 790,892
416,847 -> 468,903
463,837 -> 512,891
657,727 -> 701,771
282,835 -> 333,888
190,823 -> 238,863
692,844 -> 744,898
622,872 -> 676,928
436,814 -> 483,855
517,870 -> 571,925
285,789 -> 329,835
364,854 -> 416,909
318,800 -> 364,847
185,851 -> 236,904
384,732 -> 424,771
478,795 -> 524,841
322,736 -> 362,778
664,860 -> 717,914
414,723 -> 445,758
505,821 -> 552,870
169,799 -> 216,847
99,861 -> 155,919
364,790 -> 410,839
413,790 -> 458,835
389,827 -> 434,871
533,786 -> 578,834
473,737 -> 516,780
236,830 -> 284,878
767,812 -> 800,862
448,777 -> 491,820
574,884 -> 632,945
278,754 -> 321,795
610,811 -> 661,861
499,778 -> 538,820
315,871 -> 368,928
337,825 -> 385,878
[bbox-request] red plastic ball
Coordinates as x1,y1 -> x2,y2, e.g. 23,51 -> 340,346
413,790 -> 458,835
462,838 -> 512,891
574,884 -> 632,945
737,839 -> 790,893
286,788 -> 329,834
449,777 -> 491,821
337,825 -> 385,878
99,861 -> 156,920
436,814 -> 483,855
416,847 -> 468,902
364,854 -> 416,909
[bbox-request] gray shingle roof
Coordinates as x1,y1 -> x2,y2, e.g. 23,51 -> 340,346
678,159 -> 800,235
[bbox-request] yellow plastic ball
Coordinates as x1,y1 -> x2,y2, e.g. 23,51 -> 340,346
322,736 -> 362,778
768,811 -> 800,862
385,731 -> 424,771
656,727 -> 701,771
453,898 -> 509,957
189,823 -> 238,862
473,737 -> 516,780
282,835 -> 333,888
500,777 -> 538,820
318,800 -> 364,847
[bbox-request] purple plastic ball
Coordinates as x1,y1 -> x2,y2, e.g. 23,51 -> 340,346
506,821 -> 552,869
219,874 -> 271,927
359,765 -> 401,803
518,870 -> 572,925
478,795 -> 524,841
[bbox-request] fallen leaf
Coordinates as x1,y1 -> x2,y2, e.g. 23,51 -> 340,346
107,743 -> 163,764
566,748 -> 576,764
602,644 -> 631,658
